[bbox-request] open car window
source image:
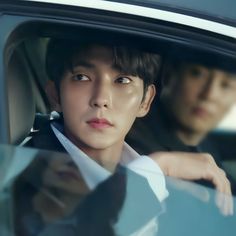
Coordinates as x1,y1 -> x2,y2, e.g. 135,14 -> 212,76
0,144 -> 236,236
0,1 -> 236,236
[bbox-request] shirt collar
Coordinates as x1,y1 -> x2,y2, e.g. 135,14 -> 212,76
50,121 -> 140,190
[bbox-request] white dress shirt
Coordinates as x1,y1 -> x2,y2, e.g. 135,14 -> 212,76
51,122 -> 168,202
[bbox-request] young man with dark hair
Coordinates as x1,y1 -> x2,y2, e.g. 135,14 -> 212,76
127,49 -> 236,195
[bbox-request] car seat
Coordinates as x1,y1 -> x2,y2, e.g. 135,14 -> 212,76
7,47 -> 36,145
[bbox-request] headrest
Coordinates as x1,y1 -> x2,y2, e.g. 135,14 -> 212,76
7,48 -> 36,144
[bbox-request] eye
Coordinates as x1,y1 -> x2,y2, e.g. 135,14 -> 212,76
188,67 -> 207,79
221,80 -> 232,90
227,74 -> 236,86
115,76 -> 132,84
73,74 -> 90,81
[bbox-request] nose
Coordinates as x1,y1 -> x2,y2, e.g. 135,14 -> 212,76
90,79 -> 111,108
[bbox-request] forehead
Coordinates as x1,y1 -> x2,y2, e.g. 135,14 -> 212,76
71,44 -> 114,65
181,63 -> 236,79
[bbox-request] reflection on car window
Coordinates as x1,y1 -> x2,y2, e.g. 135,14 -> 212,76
1,144 -> 236,236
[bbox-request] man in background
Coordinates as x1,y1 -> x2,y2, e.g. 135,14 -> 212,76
127,49 -> 236,192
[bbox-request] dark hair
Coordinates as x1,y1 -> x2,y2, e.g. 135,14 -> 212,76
164,47 -> 236,74
46,38 -> 161,92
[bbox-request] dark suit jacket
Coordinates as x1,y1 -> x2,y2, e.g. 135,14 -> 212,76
25,117 -> 66,153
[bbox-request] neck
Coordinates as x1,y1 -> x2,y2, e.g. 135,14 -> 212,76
80,143 -> 123,172
65,132 -> 123,172
176,129 -> 205,146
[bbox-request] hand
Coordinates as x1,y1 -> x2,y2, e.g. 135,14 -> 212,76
149,151 -> 233,215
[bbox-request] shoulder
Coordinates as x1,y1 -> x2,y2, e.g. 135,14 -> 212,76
24,114 -> 66,153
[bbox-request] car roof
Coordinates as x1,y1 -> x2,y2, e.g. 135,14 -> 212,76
21,0 -> 236,38
108,0 -> 236,26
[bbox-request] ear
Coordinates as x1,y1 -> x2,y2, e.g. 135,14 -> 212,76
45,80 -> 62,112
137,84 -> 156,117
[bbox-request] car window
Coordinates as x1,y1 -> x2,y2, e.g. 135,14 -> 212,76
1,144 -> 235,236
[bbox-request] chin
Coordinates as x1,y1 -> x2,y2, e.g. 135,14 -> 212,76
188,124 -> 210,134
81,140 -> 113,150
89,143 -> 113,150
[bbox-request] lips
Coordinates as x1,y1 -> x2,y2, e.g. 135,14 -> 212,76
192,107 -> 210,117
87,118 -> 113,129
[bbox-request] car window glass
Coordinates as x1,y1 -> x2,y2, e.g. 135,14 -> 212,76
0,144 -> 236,236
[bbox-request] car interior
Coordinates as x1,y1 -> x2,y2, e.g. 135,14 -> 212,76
1,10 -> 236,177
0,3 -> 236,235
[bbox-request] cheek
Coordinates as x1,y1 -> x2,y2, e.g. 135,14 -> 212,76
60,85 -> 88,114
169,83 -> 199,122
175,81 -> 200,107
113,87 -> 143,113
217,96 -> 236,115
116,97 -> 143,137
